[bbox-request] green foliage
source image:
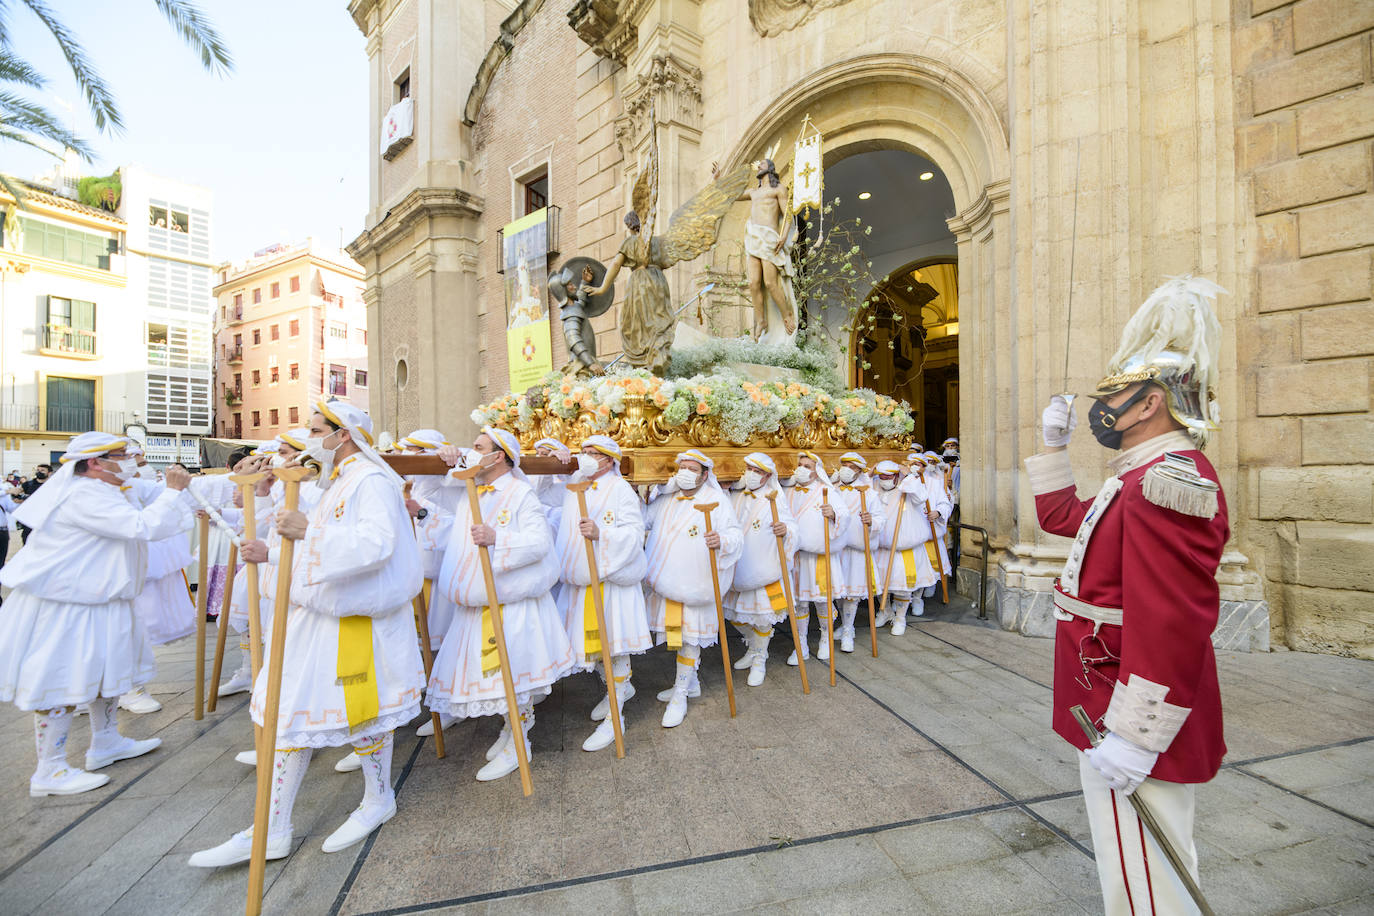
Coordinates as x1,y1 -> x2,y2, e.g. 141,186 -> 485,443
77,170 -> 121,211
665,332 -> 845,394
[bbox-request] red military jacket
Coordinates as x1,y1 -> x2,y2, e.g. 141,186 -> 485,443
1024,430 -> 1229,784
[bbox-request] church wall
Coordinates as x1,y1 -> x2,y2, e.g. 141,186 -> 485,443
1230,0 -> 1374,658
470,0 -> 581,401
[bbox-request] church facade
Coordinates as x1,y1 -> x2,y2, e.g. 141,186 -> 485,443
345,0 -> 1374,659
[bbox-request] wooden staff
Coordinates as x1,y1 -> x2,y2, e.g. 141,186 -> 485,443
453,464 -> 533,796
206,543 -> 238,713
878,492 -> 908,618
821,490 -> 836,687
227,473 -> 266,757
402,481 -> 446,759
567,480 -> 626,757
246,465 -> 311,916
925,497 -> 950,602
694,503 -> 737,718
194,515 -> 209,721
765,491 -> 808,695
856,485 -> 879,658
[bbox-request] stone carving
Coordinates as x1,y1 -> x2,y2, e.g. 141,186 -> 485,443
748,0 -> 857,37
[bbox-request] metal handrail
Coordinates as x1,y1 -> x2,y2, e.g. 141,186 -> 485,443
956,523 -> 990,619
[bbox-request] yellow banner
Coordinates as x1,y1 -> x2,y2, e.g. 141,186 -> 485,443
508,318 -> 553,392
502,207 -> 553,391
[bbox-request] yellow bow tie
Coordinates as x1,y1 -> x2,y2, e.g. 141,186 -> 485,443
743,490 -> 757,499
476,484 -> 496,495
794,486 -> 809,493
589,481 -> 599,490
838,485 -> 854,491
675,494 -> 693,501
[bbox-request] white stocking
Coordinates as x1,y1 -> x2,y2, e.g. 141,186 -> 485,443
267,747 -> 312,837
353,732 -> 394,812
33,709 -> 74,778
840,599 -> 858,633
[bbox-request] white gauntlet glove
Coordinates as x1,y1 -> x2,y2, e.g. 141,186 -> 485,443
1086,732 -> 1159,795
1041,394 -> 1077,448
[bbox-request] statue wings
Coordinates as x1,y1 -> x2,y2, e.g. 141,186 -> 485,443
660,162 -> 753,267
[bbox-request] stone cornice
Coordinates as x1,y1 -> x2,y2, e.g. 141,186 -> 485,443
568,0 -> 639,63
947,178 -> 1010,238
465,0 -> 547,126
347,187 -> 484,263
748,0 -> 856,37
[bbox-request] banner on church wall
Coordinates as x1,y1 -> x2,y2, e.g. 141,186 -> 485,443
502,208 -> 554,392
793,128 -> 823,212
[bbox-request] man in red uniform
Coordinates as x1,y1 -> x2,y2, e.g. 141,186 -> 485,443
1024,277 -> 1228,915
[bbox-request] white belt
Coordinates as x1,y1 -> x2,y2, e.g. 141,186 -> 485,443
1052,585 -> 1123,627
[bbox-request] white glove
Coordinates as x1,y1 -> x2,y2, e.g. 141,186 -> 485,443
1086,732 -> 1159,795
1042,395 -> 1077,448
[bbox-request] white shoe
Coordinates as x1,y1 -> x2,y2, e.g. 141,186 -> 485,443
30,767 -> 109,797
217,669 -> 251,698
86,736 -> 161,771
656,681 -> 700,702
187,829 -> 291,868
891,616 -> 907,636
485,725 -> 512,761
322,799 -> 396,853
234,750 -> 256,766
912,604 -> 926,617
733,648 -> 756,670
840,628 -> 855,654
875,609 -> 893,628
416,712 -> 457,737
786,647 -> 809,667
476,736 -> 529,782
817,638 -> 831,660
334,751 -> 361,773
591,680 -> 635,721
581,716 -> 622,752
747,655 -> 767,687
119,688 -> 162,714
661,691 -> 688,728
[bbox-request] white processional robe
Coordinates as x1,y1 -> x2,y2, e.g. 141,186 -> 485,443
644,489 -> 742,649
0,477 -> 192,710
249,456 -> 425,748
227,479 -> 324,637
424,472 -> 575,718
724,487 -> 797,627
555,474 -> 651,668
126,478 -> 196,645
785,482 -> 847,606
920,470 -> 955,575
830,479 -> 886,599
873,477 -> 943,597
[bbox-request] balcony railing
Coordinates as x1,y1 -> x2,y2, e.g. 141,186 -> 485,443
226,346 -> 244,363
228,306 -> 244,324
224,390 -> 242,406
42,323 -> 97,357
0,403 -> 125,434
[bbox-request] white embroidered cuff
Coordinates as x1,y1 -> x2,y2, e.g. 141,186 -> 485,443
1024,451 -> 1076,496
1103,674 -> 1190,754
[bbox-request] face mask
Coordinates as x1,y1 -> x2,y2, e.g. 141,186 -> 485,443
878,476 -> 896,490
271,455 -> 288,469
837,466 -> 857,484
576,453 -> 601,477
1088,387 -> 1151,450
743,469 -> 765,491
793,466 -> 813,485
674,468 -> 700,491
305,431 -> 340,484
108,458 -> 138,481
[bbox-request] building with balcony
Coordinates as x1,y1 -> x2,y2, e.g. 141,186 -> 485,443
119,166 -> 214,465
212,240 -> 368,441
0,179 -> 140,472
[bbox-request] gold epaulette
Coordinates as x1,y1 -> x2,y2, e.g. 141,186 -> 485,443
1141,452 -> 1219,520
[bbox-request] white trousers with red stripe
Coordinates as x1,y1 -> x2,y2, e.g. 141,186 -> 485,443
1079,753 -> 1201,916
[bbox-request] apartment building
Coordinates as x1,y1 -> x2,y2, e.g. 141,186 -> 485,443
212,240 -> 368,441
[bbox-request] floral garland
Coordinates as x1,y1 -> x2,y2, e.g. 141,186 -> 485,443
470,367 -> 913,445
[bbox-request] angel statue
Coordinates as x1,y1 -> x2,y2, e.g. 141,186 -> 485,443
585,118 -> 752,375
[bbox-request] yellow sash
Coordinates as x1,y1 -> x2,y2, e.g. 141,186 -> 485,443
765,580 -> 787,613
925,540 -> 942,575
816,555 -> 830,595
336,615 -> 379,731
481,605 -> 503,676
665,599 -> 684,649
901,549 -> 918,589
583,585 -> 603,660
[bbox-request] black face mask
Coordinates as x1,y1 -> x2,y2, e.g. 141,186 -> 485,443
1088,387 -> 1151,450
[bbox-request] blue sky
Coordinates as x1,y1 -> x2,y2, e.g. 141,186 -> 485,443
6,0 -> 368,261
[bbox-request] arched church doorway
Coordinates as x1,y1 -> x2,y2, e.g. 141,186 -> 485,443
818,148 -> 958,449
